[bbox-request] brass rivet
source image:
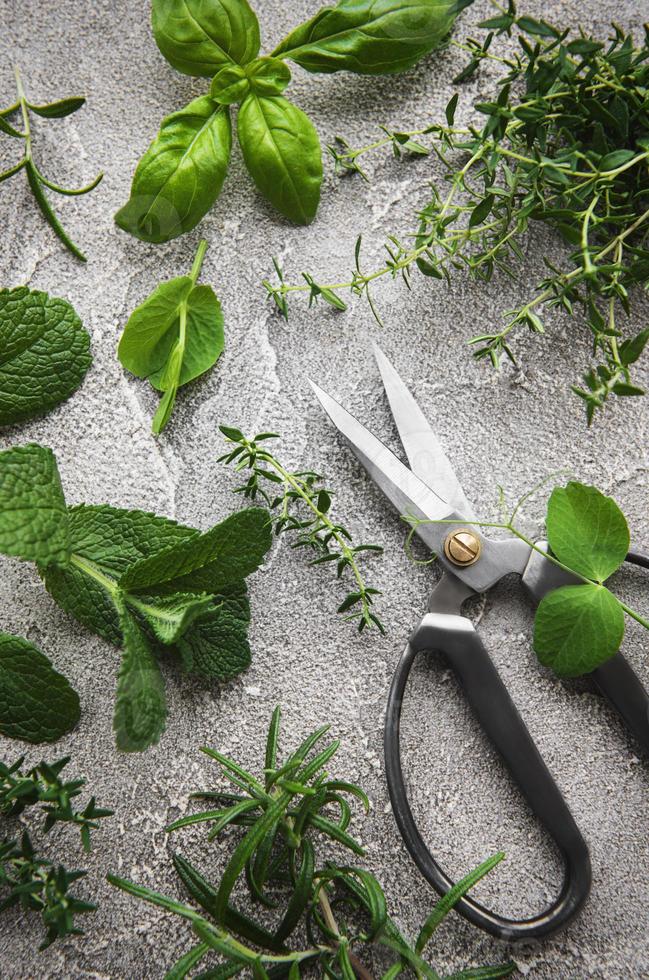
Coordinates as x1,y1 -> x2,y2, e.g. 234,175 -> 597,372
443,528 -> 481,567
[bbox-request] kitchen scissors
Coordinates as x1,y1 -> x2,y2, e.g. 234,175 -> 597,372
310,345 -> 649,942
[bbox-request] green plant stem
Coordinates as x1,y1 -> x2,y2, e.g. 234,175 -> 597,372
316,883 -> 375,980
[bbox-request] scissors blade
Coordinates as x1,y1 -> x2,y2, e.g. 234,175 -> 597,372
309,379 -> 456,553
372,344 -> 476,520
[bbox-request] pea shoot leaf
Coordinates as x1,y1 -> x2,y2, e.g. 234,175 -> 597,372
0,287 -> 92,426
546,482 -> 629,583
0,631 -> 80,743
534,584 -> 625,677
0,443 -> 70,566
118,240 -> 225,434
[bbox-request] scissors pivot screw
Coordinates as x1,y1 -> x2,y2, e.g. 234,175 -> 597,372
444,529 -> 482,567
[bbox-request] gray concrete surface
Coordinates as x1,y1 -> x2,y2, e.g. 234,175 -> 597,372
0,0 -> 648,976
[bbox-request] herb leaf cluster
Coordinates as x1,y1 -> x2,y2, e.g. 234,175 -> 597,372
218,426 -> 385,633
118,239 -> 224,434
116,0 -> 459,241
0,67 -> 102,261
0,287 -> 92,426
0,442 -> 272,752
266,5 -> 649,421
0,756 -> 112,948
109,706 -> 515,978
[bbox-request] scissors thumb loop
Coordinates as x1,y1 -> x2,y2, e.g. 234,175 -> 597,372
384,616 -> 592,941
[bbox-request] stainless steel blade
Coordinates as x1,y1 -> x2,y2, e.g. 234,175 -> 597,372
309,379 -> 455,553
373,344 -> 476,520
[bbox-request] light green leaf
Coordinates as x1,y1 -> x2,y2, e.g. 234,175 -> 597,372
113,599 -> 167,752
534,583 -> 625,676
0,287 -> 92,426
245,57 -> 292,96
237,94 -> 322,224
0,631 -> 80,743
210,64 -> 251,105
0,443 -> 70,566
546,482 -> 629,582
128,591 -> 215,645
120,508 -> 271,592
272,0 -> 457,75
115,97 -> 232,243
152,0 -> 260,77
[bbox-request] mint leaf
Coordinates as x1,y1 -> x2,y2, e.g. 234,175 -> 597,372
177,582 -> 251,679
118,240 -> 225,434
0,288 -> 91,425
121,508 -> 271,592
546,482 -> 629,583
0,631 -> 80,743
41,504 -> 196,643
113,600 -> 167,752
534,583 -> 625,676
0,443 -> 70,565
129,591 -> 215,645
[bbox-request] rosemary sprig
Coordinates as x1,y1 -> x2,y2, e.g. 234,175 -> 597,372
218,426 -> 385,633
0,66 -> 102,261
264,5 -> 649,422
109,706 -> 516,979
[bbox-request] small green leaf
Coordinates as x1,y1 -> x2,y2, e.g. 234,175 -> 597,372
113,600 -> 167,752
28,97 -> 85,118
619,328 -> 649,366
0,443 -> 70,566
210,65 -> 250,105
128,591 -> 215,645
546,482 -> 629,582
237,94 -> 322,225
534,584 -> 624,676
245,57 -> 292,96
0,631 -> 80,743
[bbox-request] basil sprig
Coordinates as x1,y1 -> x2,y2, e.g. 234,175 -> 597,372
116,0 -> 459,240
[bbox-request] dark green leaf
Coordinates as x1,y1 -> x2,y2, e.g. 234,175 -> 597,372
0,443 -> 70,566
113,599 -> 168,752
28,97 -> 85,118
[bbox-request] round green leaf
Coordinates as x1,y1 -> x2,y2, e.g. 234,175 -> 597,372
546,482 -> 629,583
152,0 -> 260,77
533,583 -> 625,677
211,65 -> 250,104
246,57 -> 292,96
0,631 -> 80,743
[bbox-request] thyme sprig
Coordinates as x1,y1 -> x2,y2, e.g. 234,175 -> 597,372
264,5 -> 649,421
109,706 -> 515,979
218,426 -> 384,633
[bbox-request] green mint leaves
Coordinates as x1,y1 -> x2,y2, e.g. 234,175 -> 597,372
117,0 -> 458,239
0,443 -> 272,752
0,632 -> 80,744
0,288 -> 92,427
117,240 -> 224,433
533,483 -> 634,676
0,68 -> 102,261
272,0 -> 457,75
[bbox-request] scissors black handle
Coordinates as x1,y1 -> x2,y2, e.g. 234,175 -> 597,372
385,550 -> 649,941
385,618 -> 592,941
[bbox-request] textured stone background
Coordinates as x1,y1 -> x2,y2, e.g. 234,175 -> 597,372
0,0 -> 648,977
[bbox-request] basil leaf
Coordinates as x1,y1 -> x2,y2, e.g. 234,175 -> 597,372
546,482 -> 629,583
113,599 -> 167,752
272,0 -> 457,75
534,583 -> 624,676
237,94 -> 322,224
115,97 -> 232,243
152,0 -> 260,77
0,288 -> 92,426
211,64 -> 251,105
0,631 -> 80,743
246,57 -> 292,96
0,443 -> 70,566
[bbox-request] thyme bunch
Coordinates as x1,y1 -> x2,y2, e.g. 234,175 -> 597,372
110,706 -> 515,979
218,426 -> 384,633
265,4 -> 649,421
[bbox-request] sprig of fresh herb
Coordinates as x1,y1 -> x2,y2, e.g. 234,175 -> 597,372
265,6 -> 649,421
117,239 -> 224,434
0,286 -> 92,426
0,756 -> 112,949
218,426 -> 384,633
0,66 -> 102,261
109,706 -> 515,978
406,480 -> 648,676
116,0 -> 460,241
0,442 -> 272,752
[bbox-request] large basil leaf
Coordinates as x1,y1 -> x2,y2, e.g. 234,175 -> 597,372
272,0 -> 457,75
236,94 -> 322,224
152,0 -> 261,77
115,97 -> 232,243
